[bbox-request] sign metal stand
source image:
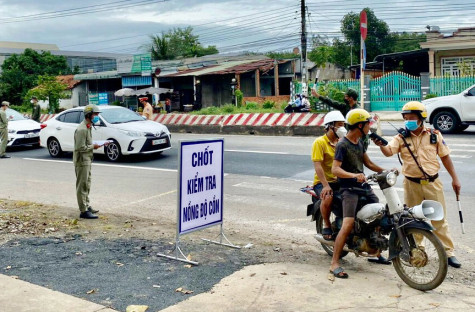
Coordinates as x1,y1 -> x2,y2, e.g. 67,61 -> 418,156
157,138 -> 238,265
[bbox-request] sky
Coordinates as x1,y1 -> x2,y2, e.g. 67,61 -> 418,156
0,0 -> 473,55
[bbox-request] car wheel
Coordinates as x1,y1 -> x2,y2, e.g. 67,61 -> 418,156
48,138 -> 63,157
105,140 -> 121,162
433,111 -> 459,134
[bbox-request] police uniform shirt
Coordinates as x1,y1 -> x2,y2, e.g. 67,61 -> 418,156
387,128 -> 450,178
143,102 -> 153,120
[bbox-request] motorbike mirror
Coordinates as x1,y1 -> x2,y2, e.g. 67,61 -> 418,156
409,200 -> 444,221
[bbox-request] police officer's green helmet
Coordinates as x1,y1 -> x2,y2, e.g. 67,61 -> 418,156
345,88 -> 358,101
84,104 -> 101,115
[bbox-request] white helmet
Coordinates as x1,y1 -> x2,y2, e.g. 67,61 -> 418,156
323,111 -> 345,126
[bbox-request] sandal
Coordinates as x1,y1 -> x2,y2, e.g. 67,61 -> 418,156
330,267 -> 348,279
368,256 -> 391,265
322,227 -> 333,241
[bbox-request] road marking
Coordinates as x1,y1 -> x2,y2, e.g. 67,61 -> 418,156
23,158 -> 178,172
118,190 -> 177,208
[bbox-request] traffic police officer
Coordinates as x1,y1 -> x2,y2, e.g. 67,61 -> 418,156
74,104 -> 105,219
374,101 -> 462,268
0,101 -> 11,158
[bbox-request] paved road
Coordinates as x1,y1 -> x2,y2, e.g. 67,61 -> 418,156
2,131 -> 475,310
3,131 -> 474,241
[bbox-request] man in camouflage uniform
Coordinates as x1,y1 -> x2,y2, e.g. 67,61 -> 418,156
74,104 -> 105,219
311,88 -> 360,116
31,96 -> 41,122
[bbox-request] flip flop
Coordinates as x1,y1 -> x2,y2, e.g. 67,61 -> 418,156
330,267 -> 349,279
322,227 -> 333,241
368,256 -> 391,265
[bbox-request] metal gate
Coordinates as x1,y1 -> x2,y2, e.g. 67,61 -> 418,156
370,71 -> 421,111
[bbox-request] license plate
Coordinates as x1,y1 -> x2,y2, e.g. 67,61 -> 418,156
152,138 -> 166,145
24,133 -> 39,138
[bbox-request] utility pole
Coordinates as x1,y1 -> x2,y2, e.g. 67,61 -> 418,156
300,0 -> 307,95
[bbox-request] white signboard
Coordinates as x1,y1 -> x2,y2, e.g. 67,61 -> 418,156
178,139 -> 224,235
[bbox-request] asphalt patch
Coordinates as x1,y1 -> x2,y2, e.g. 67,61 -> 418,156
0,235 -> 260,311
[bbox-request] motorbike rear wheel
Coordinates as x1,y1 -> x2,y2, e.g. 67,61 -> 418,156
393,228 -> 447,291
316,208 -> 348,258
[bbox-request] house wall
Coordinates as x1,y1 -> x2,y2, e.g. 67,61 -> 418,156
240,71 -> 256,97
308,63 -> 352,81
435,48 -> 475,76
200,74 -> 234,107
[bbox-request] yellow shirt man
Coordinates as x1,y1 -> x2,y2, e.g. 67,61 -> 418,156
311,134 -> 337,186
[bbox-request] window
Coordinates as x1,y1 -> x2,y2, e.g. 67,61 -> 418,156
441,56 -> 475,76
468,87 -> 475,96
62,111 -> 81,123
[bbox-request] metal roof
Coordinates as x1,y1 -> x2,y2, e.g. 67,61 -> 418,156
163,59 -> 288,77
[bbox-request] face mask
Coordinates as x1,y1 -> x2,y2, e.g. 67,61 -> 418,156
405,120 -> 419,131
335,126 -> 348,138
30,100 -> 34,104
92,116 -> 100,124
344,99 -> 350,105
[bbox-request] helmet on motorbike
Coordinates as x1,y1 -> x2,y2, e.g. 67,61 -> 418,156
345,109 -> 372,127
84,104 -> 101,115
402,101 -> 427,120
323,111 -> 346,126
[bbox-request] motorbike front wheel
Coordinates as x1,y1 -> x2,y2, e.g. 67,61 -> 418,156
316,208 -> 348,258
393,228 -> 447,291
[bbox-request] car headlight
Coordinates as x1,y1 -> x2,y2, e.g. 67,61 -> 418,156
8,129 -> 16,134
120,129 -> 145,137
386,171 -> 397,186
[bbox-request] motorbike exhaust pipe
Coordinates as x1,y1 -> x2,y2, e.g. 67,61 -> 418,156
314,234 -> 353,253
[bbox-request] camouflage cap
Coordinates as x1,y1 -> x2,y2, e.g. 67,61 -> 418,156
345,88 -> 358,101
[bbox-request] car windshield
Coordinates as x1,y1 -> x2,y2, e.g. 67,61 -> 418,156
100,107 -> 144,124
6,108 -> 27,121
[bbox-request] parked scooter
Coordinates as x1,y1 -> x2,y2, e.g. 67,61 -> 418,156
302,170 -> 447,291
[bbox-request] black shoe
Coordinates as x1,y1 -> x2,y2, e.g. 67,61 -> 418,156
448,256 -> 461,268
0,155 -> 11,158
80,211 -> 98,219
88,206 -> 99,214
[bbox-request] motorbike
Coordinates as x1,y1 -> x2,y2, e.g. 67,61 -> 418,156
302,170 -> 448,291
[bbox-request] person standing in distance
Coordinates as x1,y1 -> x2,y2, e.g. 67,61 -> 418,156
31,96 -> 41,122
0,101 -> 12,158
140,97 -> 153,120
74,104 -> 105,219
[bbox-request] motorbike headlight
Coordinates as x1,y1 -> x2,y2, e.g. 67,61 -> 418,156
386,171 -> 397,186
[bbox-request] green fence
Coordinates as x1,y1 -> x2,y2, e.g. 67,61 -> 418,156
370,72 -> 421,111
294,74 -> 474,112
430,76 -> 475,96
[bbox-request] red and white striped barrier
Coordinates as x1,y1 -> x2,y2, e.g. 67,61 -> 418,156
154,113 -> 326,127
40,113 -> 328,127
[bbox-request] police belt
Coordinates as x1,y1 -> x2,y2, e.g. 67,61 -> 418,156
405,173 -> 439,184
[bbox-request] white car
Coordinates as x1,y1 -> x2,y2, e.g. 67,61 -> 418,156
422,84 -> 475,133
40,106 -> 171,161
3,108 -> 41,147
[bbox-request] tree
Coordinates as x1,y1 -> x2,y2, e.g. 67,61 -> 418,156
340,8 -> 395,66
0,49 -> 71,105
392,32 -> 426,52
25,75 -> 68,113
146,27 -> 219,60
266,51 -> 300,59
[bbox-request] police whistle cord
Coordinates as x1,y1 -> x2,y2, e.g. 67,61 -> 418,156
456,194 -> 466,234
